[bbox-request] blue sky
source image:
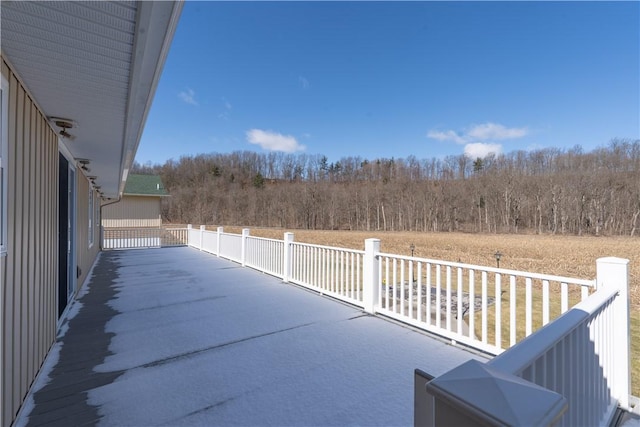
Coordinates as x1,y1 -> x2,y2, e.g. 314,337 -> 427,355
136,1 -> 639,166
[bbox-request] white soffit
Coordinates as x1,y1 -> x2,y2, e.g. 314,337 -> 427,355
0,1 -> 183,198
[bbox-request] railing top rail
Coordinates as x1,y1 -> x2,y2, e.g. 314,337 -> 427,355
220,232 -> 241,237
489,285 -> 619,374
376,251 -> 596,287
246,235 -> 284,244
291,240 -> 366,255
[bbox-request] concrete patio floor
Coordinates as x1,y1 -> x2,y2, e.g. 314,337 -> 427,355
16,247 -> 485,426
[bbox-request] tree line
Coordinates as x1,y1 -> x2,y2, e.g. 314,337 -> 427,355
133,139 -> 640,236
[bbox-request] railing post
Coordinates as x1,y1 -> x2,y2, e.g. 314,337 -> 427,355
216,226 -> 223,257
199,225 -> 205,250
283,232 -> 294,283
596,256 -> 630,409
241,228 -> 250,266
363,238 -> 380,314
187,224 -> 192,247
424,359 -> 567,426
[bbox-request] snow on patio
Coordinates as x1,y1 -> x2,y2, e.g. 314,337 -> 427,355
18,247 -> 485,426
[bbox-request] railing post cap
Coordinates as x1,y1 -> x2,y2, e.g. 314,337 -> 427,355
200,225 -> 206,230
596,257 -> 630,266
365,238 -> 380,251
427,360 -> 567,426
187,224 -> 192,229
242,228 -> 250,236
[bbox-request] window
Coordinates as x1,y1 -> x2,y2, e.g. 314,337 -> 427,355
1,75 -> 8,256
88,187 -> 94,247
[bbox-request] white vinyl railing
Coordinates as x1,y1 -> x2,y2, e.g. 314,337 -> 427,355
188,227 -> 201,249
376,253 -> 595,355
245,235 -> 285,277
102,227 -> 188,250
185,226 -> 631,425
201,229 -> 218,255
489,286 -> 618,426
219,232 -> 242,263
289,241 -> 365,307
417,257 -> 630,427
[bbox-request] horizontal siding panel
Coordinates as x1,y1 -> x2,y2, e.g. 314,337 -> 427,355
102,195 -> 161,228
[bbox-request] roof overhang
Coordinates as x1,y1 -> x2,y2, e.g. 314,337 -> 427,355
1,1 -> 183,199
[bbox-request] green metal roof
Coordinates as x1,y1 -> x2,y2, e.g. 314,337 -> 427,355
123,174 -> 169,196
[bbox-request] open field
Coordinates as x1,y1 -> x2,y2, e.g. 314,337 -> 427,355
216,226 -> 639,301
196,225 -> 640,395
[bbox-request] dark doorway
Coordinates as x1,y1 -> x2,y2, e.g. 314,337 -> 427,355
58,153 -> 69,317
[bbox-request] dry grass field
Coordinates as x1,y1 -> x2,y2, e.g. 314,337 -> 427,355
202,225 -> 640,395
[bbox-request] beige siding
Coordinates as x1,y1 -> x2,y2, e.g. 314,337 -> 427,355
1,59 -> 59,427
102,195 -> 162,228
76,175 -> 100,288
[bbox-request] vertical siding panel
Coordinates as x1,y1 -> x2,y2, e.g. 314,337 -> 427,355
26,100 -> 35,386
49,132 -> 57,352
3,71 -> 18,427
43,131 -> 50,357
1,61 -> 5,427
50,134 -> 57,346
33,106 -> 42,376
42,128 -> 49,362
14,79 -> 25,416
21,82 -> 31,413
34,111 -> 41,371
1,62 -> 61,425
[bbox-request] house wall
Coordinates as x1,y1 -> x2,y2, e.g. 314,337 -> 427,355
1,58 -> 59,426
76,174 -> 101,290
1,57 -> 101,427
102,195 -> 162,228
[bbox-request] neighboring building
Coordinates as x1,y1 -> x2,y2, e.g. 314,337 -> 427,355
102,174 -> 169,228
0,2 -> 183,426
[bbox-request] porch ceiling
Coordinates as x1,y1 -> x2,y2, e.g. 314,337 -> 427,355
0,1 -> 183,198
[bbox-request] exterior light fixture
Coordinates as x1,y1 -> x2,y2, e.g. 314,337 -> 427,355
494,251 -> 502,268
49,117 -> 76,140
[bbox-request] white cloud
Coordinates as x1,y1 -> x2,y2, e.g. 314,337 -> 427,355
426,130 -> 466,145
466,122 -> 527,140
299,76 -> 310,90
428,122 -> 528,144
464,142 -> 502,159
246,129 -> 305,153
427,122 -> 528,156
178,88 -> 198,106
